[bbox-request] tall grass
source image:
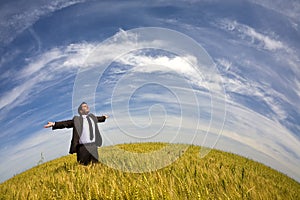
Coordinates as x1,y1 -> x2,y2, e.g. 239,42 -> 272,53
1,143 -> 299,199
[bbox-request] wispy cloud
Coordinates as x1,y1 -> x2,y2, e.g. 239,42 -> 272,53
209,18 -> 300,134
217,19 -> 287,51
216,57 -> 290,121
19,48 -> 63,78
0,42 -> 97,113
0,0 -> 86,45
249,0 -> 300,22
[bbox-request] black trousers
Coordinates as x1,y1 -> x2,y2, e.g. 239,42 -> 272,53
76,143 -> 99,165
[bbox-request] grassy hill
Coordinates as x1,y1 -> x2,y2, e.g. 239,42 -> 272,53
1,143 -> 299,199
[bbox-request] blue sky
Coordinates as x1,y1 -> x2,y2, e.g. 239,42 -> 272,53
0,0 -> 300,183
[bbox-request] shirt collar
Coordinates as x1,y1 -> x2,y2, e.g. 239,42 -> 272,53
82,114 -> 87,119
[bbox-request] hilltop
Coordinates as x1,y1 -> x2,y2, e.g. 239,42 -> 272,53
1,143 -> 299,199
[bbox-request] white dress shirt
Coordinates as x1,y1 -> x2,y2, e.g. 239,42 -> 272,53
79,115 -> 96,144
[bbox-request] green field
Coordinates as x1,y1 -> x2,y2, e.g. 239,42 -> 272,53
1,143 -> 299,199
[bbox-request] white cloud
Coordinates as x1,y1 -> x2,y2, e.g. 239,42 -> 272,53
246,27 -> 284,51
62,43 -> 97,68
217,19 -> 287,51
20,48 -> 63,78
0,42 -> 98,113
117,53 -> 205,87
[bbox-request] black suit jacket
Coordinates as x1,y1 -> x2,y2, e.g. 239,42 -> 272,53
52,114 -> 106,154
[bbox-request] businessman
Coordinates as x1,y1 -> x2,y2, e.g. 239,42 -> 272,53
44,102 -> 108,165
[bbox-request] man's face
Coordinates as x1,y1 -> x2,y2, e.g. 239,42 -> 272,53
80,104 -> 90,115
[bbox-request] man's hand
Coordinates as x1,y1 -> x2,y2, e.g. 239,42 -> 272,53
44,122 -> 55,128
104,115 -> 109,119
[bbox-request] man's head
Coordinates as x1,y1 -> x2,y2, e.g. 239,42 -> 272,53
78,102 -> 90,115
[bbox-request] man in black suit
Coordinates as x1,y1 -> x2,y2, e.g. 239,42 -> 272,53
44,102 -> 108,165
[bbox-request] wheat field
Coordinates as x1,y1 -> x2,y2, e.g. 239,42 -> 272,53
1,143 -> 299,199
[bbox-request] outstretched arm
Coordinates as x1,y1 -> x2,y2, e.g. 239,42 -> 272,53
44,119 -> 74,129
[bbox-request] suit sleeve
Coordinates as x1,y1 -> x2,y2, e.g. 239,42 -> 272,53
52,119 -> 74,130
96,116 -> 106,123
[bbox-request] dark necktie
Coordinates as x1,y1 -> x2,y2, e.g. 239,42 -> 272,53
86,116 -> 94,140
